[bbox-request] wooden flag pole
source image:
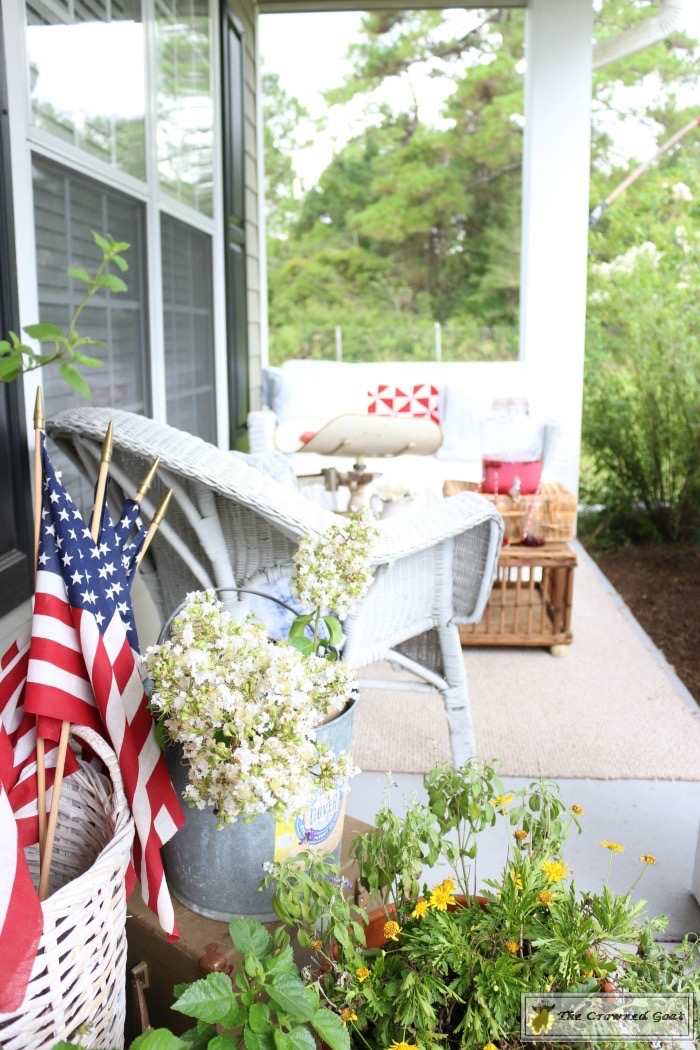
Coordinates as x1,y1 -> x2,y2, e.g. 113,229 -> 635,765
39,422 -> 114,901
36,721 -> 70,900
90,421 -> 114,542
32,389 -> 48,857
135,489 -> 173,569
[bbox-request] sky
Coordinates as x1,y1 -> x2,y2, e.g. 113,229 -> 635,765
260,1 -> 700,190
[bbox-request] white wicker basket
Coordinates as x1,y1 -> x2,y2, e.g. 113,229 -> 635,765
0,726 -> 135,1050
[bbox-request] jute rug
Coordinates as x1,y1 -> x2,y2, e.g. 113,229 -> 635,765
352,545 -> 700,779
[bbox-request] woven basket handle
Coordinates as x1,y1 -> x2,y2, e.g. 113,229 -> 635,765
71,724 -> 129,816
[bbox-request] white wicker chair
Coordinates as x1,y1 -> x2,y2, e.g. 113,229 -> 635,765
46,408 -> 503,765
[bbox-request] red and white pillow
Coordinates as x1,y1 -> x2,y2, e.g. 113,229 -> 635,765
368,384 -> 440,425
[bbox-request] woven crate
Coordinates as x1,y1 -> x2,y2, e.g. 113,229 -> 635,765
443,480 -> 577,543
0,726 -> 135,1050
458,544 -> 576,650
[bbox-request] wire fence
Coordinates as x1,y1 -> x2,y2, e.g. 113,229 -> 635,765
268,323 -> 519,366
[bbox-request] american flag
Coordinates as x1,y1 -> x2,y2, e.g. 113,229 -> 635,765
0,640 -> 45,1012
24,438 -> 184,936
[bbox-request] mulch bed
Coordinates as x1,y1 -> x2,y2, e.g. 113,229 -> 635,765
590,543 -> 700,705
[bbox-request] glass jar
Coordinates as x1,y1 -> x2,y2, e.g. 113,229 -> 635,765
480,398 -> 544,495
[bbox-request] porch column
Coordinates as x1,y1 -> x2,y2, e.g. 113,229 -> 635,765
519,0 -> 593,497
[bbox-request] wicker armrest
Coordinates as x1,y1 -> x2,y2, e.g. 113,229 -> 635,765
374,493 -> 503,624
373,492 -> 501,562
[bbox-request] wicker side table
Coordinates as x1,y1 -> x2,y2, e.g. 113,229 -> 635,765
458,542 -> 576,654
444,480 -> 576,654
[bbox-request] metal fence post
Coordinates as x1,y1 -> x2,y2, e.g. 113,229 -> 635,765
335,325 -> 343,361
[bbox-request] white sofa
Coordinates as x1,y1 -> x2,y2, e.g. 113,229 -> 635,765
248,360 -> 565,502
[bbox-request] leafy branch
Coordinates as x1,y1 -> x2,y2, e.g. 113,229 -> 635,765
0,231 -> 130,401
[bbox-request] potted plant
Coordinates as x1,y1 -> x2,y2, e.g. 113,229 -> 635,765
51,917 -> 352,1050
266,760 -> 700,1050
142,508 -> 378,921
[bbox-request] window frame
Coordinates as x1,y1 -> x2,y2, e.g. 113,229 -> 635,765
3,0 -> 230,448
0,13 -> 33,619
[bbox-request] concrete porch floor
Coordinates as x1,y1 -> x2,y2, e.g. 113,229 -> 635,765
347,543 -> 700,941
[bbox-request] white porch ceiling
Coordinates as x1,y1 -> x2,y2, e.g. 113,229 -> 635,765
259,0 -> 525,12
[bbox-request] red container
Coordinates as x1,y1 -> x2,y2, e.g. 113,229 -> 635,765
481,399 -> 544,495
481,458 -> 543,496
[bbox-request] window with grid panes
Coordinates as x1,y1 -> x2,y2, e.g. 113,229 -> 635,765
161,215 -> 216,442
23,0 -> 218,460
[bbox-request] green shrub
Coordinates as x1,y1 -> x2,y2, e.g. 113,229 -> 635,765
583,167 -> 700,543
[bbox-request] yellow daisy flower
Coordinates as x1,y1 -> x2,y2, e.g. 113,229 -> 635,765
412,899 -> 429,919
601,840 -> 625,854
490,793 -> 515,810
383,920 -> 402,942
429,884 -> 456,911
510,867 -> 523,890
356,966 -> 370,982
640,853 -> 656,865
389,1042 -> 418,1050
484,1043 -> 499,1050
570,804 -> 584,816
541,859 -> 570,883
341,1008 -> 358,1025
505,940 -> 519,955
537,890 -> 554,905
310,939 -> 322,951
514,829 -> 528,842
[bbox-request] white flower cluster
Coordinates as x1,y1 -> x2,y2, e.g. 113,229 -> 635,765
671,181 -> 693,203
143,590 -> 357,825
591,241 -> 661,279
292,506 -> 379,619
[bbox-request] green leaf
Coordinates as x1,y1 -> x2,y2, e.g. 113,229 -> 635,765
264,943 -> 295,977
244,1026 -> 276,1050
266,973 -> 316,1022
59,362 -> 92,401
286,635 -> 315,657
249,1002 -> 271,1033
23,322 -> 63,341
208,1037 -> 238,1050
172,972 -> 236,1023
288,614 -> 314,638
72,351 -> 104,368
178,1025 -> 219,1048
114,253 -> 130,271
229,917 -> 274,959
128,1031 -> 189,1049
273,1033 -> 292,1050
322,616 -> 343,647
0,357 -> 22,382
68,267 -> 92,284
96,272 -> 128,293
92,231 -> 110,252
310,1008 -> 351,1050
283,1027 -> 317,1050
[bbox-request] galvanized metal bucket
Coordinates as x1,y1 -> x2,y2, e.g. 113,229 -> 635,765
162,696 -> 356,922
